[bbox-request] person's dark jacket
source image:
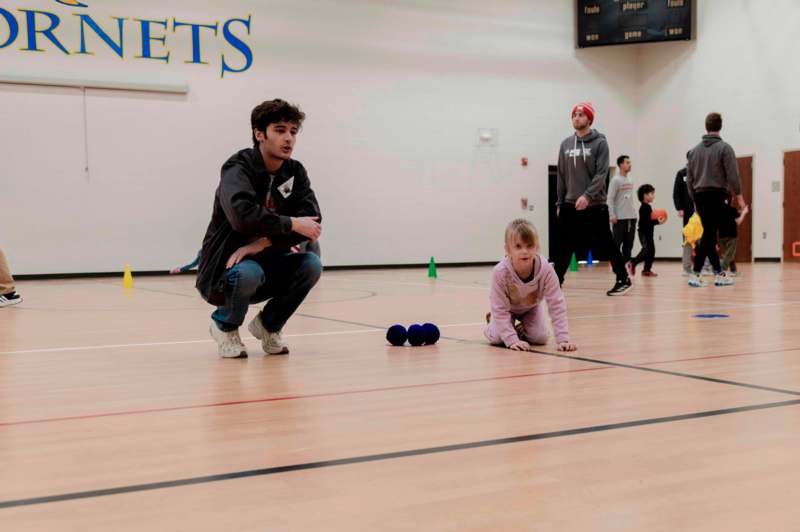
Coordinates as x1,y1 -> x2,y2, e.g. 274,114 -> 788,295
638,203 -> 655,238
672,167 -> 694,225
196,148 -> 321,305
686,134 -> 741,198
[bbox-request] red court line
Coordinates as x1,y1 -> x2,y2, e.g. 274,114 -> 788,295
4,346 -> 796,428
639,347 -> 799,367
0,366 -> 610,427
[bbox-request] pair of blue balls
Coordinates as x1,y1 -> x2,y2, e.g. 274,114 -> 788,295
386,323 -> 440,346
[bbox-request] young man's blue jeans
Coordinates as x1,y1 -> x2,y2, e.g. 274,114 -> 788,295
211,252 -> 322,333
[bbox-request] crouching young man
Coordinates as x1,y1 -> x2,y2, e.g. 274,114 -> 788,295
196,99 -> 322,358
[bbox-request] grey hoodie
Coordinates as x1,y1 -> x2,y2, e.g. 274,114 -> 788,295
686,134 -> 741,198
556,129 -> 610,206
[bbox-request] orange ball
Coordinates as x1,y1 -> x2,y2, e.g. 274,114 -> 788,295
651,208 -> 668,222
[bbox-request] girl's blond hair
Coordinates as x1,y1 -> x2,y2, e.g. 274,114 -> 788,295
505,218 -> 539,248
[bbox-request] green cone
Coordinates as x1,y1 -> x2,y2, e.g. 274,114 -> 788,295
569,253 -> 579,272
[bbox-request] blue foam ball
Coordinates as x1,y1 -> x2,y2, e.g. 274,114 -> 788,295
386,324 -> 407,346
422,323 -> 440,345
407,324 -> 425,346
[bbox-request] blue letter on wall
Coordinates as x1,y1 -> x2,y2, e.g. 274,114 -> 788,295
76,15 -> 125,58
173,20 -> 218,64
19,10 -> 70,54
221,16 -> 252,78
136,19 -> 169,62
0,8 -> 19,49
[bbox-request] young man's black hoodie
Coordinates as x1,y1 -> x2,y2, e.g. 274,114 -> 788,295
196,148 -> 321,306
672,167 -> 694,224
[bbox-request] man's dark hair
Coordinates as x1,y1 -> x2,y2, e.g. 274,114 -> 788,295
251,99 -> 306,148
616,155 -> 630,166
705,112 -> 722,133
637,183 -> 655,202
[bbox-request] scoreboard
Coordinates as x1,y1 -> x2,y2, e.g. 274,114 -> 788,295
577,0 -> 692,48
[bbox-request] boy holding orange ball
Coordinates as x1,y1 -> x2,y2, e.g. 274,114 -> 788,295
628,184 -> 666,277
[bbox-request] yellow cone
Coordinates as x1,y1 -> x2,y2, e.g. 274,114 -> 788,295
123,264 -> 134,289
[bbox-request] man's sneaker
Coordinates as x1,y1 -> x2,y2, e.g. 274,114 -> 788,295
688,274 -> 707,288
247,314 -> 289,355
607,278 -> 632,296
641,271 -> 658,277
682,269 -> 693,277
0,291 -> 22,308
209,320 -> 247,358
714,272 -> 735,286
625,261 -> 636,277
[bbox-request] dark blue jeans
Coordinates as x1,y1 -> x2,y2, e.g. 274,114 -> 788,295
211,252 -> 322,333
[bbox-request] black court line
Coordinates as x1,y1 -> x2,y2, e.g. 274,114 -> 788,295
295,312 -> 387,330
297,312 -> 800,397
126,284 -> 380,306
2,398 -> 799,509
529,348 -> 800,397
98,275 -> 800,395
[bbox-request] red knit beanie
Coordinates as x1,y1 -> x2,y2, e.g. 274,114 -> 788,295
571,102 -> 595,124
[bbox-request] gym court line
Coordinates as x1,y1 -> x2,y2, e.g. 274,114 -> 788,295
2,345 -> 798,428
2,397 -> 799,510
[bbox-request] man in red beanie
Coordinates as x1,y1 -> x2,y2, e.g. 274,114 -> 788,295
554,102 -> 633,296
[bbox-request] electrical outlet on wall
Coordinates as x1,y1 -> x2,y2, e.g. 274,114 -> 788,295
476,128 -> 498,147
763,232 -> 767,239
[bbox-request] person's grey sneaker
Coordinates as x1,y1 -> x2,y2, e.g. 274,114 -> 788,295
247,314 -> 289,355
209,320 -> 247,358
714,271 -> 735,286
0,291 -> 22,308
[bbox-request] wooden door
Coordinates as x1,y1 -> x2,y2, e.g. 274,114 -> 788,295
784,151 -> 800,262
735,157 -> 753,263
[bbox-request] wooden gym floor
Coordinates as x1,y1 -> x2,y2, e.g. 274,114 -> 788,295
2,262 -> 800,530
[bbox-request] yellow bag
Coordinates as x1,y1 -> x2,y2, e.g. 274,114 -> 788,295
683,213 -> 703,248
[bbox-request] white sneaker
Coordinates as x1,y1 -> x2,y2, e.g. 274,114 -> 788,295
209,320 -> 247,358
714,272 -> 735,286
0,291 -> 22,308
688,274 -> 707,288
247,314 -> 289,355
